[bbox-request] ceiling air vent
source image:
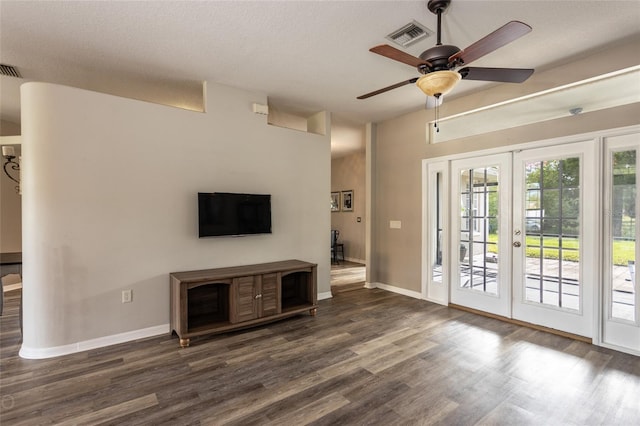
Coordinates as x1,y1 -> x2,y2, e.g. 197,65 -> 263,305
0,64 -> 21,78
386,20 -> 433,48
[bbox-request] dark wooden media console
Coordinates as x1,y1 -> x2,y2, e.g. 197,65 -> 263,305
170,260 -> 317,347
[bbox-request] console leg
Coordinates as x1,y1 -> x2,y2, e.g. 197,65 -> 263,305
179,338 -> 190,348
310,307 -> 317,316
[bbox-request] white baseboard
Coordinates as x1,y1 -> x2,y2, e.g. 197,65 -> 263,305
600,341 -> 640,357
345,257 -> 365,265
17,283 -> 422,359
424,296 -> 448,306
19,324 -> 170,359
367,282 -> 422,300
317,291 -> 333,300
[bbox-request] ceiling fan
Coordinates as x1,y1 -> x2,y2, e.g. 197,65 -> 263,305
357,0 -> 534,101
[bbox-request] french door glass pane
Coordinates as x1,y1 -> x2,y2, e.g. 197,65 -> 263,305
524,158 -> 581,310
611,150 -> 636,321
459,167 -> 499,295
432,172 -> 443,285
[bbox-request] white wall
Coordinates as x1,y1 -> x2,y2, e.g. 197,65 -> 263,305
20,82 -> 331,358
371,36 -> 640,293
0,120 -> 21,136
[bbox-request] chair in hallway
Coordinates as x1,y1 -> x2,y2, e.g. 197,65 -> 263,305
331,229 -> 345,264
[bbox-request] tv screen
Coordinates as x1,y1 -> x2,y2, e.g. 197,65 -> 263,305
198,192 -> 272,237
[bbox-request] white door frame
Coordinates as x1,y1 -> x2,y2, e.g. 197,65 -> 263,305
601,133 -> 640,355
512,140 -> 598,338
449,153 -> 512,318
422,124 -> 640,354
423,161 -> 449,305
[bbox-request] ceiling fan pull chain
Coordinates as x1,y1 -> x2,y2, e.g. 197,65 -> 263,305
434,94 -> 440,133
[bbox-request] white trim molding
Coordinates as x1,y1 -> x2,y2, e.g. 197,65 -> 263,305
368,282 -> 422,300
19,324 -> 170,359
317,291 -> 333,301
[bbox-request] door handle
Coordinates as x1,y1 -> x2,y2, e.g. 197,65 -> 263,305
513,241 -> 521,248
255,294 -> 262,299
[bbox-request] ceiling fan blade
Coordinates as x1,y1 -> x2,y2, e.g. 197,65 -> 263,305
459,67 -> 534,83
449,21 -> 532,65
369,44 -> 431,68
357,78 -> 419,99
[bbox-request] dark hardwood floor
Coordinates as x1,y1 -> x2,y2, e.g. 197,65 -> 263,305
1,287 -> 639,425
331,261 -> 365,295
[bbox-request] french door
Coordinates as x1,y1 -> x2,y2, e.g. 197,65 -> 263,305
445,142 -> 597,338
512,141 -> 597,337
426,130 -> 640,353
450,154 -> 512,317
602,133 -> 640,353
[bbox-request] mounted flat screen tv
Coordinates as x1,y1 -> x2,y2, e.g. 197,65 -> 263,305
198,192 -> 272,237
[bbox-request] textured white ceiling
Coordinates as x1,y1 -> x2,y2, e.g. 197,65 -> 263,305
1,1 -> 640,154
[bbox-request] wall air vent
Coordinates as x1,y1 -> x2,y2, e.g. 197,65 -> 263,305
0,64 -> 21,78
386,21 -> 433,48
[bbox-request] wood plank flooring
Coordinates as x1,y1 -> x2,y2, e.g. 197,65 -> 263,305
1,287 -> 639,425
330,261 -> 365,295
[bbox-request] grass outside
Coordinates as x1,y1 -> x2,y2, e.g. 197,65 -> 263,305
486,234 -> 635,266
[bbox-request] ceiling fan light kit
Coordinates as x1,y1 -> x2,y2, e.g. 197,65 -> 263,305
416,70 -> 461,97
358,0 -> 535,119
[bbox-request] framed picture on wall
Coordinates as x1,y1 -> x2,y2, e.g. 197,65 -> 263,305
331,192 -> 340,212
342,190 -> 353,212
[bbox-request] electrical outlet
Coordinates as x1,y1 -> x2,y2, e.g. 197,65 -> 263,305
122,289 -> 132,303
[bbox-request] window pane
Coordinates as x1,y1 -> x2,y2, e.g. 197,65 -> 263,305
432,173 -> 443,285
611,150 -> 636,321
561,158 -> 580,188
459,166 -> 499,295
524,157 -> 581,310
562,188 -> 580,218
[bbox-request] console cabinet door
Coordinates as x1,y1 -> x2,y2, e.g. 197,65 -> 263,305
232,276 -> 258,323
261,273 -> 281,317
